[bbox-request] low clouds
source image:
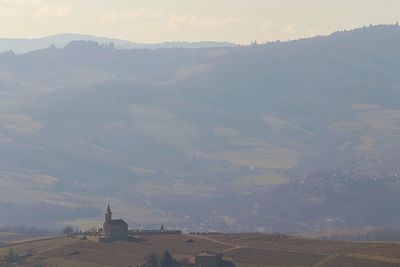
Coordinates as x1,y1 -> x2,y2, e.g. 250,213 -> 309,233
101,9 -> 162,24
283,24 -> 317,39
0,1 -> 330,44
166,14 -> 248,30
35,5 -> 71,18
101,9 -> 248,32
0,0 -> 71,18
0,0 -> 11,7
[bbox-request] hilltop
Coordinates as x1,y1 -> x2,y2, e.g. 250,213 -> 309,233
1,25 -> 400,232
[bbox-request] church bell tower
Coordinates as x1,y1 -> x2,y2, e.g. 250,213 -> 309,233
105,204 -> 112,223
103,204 -> 112,237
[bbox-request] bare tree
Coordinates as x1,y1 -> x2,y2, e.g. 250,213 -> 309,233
62,225 -> 74,236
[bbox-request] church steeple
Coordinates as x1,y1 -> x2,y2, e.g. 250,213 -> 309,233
105,204 -> 112,223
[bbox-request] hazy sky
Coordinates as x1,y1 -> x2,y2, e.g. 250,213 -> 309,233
0,0 -> 399,44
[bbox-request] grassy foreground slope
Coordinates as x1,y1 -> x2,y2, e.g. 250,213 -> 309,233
1,234 -> 400,267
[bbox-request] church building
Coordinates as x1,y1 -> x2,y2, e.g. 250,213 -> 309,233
102,204 -> 128,240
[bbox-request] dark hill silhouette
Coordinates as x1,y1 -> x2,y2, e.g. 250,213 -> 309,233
0,33 -> 237,54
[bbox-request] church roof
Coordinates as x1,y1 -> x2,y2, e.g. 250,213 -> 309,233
107,204 -> 112,214
110,219 -> 128,226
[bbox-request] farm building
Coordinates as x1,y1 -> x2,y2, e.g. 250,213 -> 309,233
195,251 -> 222,267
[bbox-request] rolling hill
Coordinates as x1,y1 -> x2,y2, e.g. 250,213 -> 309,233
0,25 -> 400,233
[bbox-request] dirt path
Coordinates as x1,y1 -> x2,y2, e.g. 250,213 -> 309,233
189,235 -> 236,247
0,236 -> 64,249
188,234 -> 245,253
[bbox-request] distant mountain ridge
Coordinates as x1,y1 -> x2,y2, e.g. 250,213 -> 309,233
0,33 -> 237,54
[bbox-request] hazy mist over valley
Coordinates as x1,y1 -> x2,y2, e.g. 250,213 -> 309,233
1,24 -> 400,235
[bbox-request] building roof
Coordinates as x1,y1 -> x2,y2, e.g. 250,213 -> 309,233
196,252 -> 218,257
110,219 -> 128,226
107,204 -> 112,214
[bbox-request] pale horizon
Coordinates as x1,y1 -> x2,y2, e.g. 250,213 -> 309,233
0,0 -> 399,44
